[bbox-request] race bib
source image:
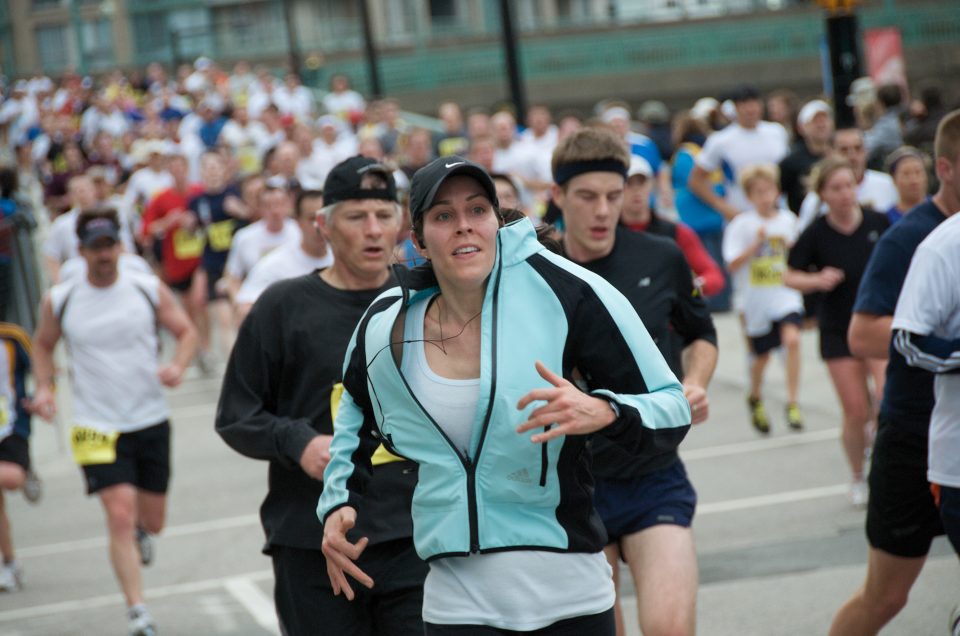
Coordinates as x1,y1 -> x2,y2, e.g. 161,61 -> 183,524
207,219 -> 235,252
330,382 -> 402,467
70,426 -> 120,466
749,236 -> 788,287
172,228 -> 205,259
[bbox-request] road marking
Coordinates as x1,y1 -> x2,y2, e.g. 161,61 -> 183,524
0,570 -> 272,623
682,428 -> 839,461
198,594 -> 240,633
225,576 -> 280,635
17,513 -> 259,559
698,484 -> 849,515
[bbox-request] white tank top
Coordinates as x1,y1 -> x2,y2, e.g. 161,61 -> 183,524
402,296 -> 615,630
50,271 -> 169,433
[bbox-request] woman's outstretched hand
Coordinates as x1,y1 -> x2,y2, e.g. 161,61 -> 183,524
516,361 -> 617,443
321,506 -> 374,600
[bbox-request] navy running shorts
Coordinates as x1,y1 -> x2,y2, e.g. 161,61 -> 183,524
81,421 -> 171,495
866,418 -> 943,558
0,434 -> 29,472
594,458 -> 696,547
749,312 -> 803,356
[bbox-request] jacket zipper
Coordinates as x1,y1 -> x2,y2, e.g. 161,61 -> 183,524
389,237 -> 504,554
539,426 -> 550,487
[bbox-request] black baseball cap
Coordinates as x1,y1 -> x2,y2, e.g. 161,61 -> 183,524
409,156 -> 499,222
322,156 -> 397,207
78,215 -> 120,247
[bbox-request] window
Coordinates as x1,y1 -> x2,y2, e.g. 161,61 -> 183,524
294,0 -> 361,52
132,8 -> 210,64
32,0 -> 63,11
35,24 -> 74,71
213,1 -> 285,58
81,18 -> 114,70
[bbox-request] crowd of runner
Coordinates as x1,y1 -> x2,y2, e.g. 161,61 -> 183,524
0,57 -> 957,636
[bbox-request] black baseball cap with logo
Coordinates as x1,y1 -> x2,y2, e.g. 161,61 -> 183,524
78,214 -> 121,247
322,156 -> 397,206
409,156 -> 499,223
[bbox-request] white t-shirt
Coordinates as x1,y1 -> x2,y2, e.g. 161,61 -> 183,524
50,271 -> 169,432
797,170 -> 899,231
322,90 -> 366,119
402,298 -> 614,630
722,208 -> 803,334
493,142 -> 541,183
235,242 -> 333,305
224,219 -> 301,281
697,121 -> 790,214
59,253 -> 154,283
42,209 -> 137,271
891,212 -> 960,488
122,167 -> 174,218
272,85 -> 314,120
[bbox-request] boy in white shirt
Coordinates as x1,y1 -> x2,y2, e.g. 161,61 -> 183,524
723,164 -> 805,433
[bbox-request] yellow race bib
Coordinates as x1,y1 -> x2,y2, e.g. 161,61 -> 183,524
330,382 -> 403,466
749,236 -> 788,287
172,228 -> 205,259
70,426 -> 120,466
0,395 -> 10,428
207,219 -> 236,252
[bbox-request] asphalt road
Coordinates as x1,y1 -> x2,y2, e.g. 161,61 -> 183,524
1,312 -> 956,635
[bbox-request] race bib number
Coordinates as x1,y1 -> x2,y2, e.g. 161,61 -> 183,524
749,237 -> 788,287
172,228 -> 205,259
70,426 -> 120,466
207,219 -> 235,252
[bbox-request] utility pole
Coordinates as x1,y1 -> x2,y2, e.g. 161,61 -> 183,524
819,0 -> 864,128
499,0 -> 527,118
359,0 -> 382,98
281,0 -> 300,76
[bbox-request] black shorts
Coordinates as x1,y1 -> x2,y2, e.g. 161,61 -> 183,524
594,459 -> 697,548
424,608 -> 615,635
168,276 -> 192,294
272,539 -> 426,636
0,434 -> 29,472
749,312 -> 803,355
81,421 -> 171,495
866,418 -> 944,558
819,330 -> 852,360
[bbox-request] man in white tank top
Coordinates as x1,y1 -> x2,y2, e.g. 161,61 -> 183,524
29,208 -> 198,636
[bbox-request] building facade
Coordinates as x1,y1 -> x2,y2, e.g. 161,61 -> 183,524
1,0 -> 958,112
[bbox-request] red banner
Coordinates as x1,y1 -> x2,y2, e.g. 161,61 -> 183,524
865,27 -> 907,90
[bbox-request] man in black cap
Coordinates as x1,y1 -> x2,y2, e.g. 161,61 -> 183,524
216,157 -> 426,635
31,208 -> 198,636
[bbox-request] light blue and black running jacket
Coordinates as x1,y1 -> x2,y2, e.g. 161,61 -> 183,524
318,218 -> 691,561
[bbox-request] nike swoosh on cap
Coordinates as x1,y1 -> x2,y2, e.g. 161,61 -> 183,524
445,162 -> 465,168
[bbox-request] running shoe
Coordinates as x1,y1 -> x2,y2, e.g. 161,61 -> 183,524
22,469 -> 42,504
848,479 -> 869,508
195,350 -> 215,376
0,561 -> 22,592
786,403 -> 804,431
748,396 -> 770,434
136,528 -> 154,566
128,606 -> 157,636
